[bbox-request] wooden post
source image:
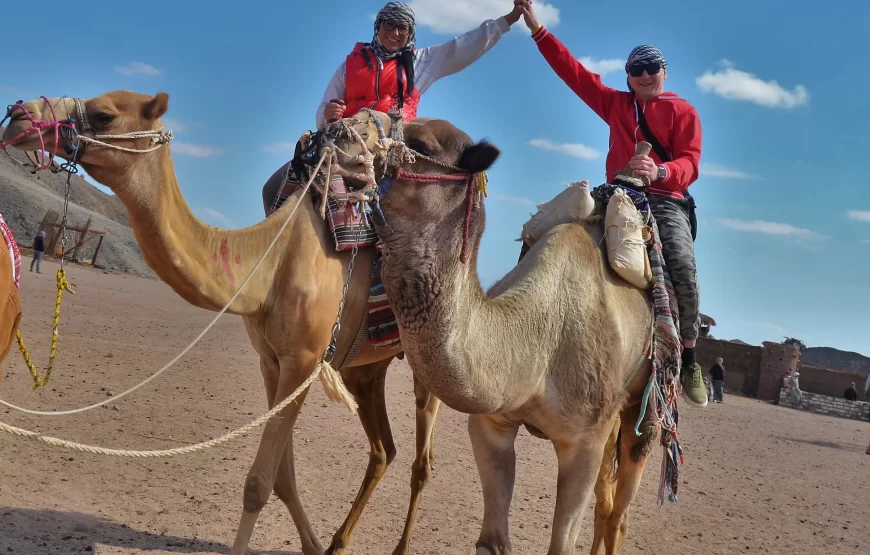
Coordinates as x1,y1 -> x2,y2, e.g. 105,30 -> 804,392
91,235 -> 104,266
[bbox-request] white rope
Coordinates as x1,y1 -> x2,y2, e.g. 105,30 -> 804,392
0,149 -> 331,416
77,129 -> 173,154
0,361 -> 323,458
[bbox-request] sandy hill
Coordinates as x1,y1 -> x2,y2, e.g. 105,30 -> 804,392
0,130 -> 154,278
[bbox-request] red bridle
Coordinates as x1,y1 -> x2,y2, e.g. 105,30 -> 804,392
0,96 -> 80,171
393,168 -> 485,264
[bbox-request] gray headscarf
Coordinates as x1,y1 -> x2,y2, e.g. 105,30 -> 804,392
370,2 -> 416,61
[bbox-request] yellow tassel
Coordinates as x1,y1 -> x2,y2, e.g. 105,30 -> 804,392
476,171 -> 488,197
317,359 -> 358,414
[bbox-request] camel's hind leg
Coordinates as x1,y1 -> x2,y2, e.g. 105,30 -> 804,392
600,403 -> 659,555
326,359 -> 397,554
232,352 -> 322,555
590,416 -> 621,555
392,374 -> 442,555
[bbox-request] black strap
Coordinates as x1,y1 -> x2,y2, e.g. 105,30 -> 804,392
635,100 -> 671,163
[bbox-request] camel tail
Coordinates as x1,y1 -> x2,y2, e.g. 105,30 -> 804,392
612,426 -> 622,481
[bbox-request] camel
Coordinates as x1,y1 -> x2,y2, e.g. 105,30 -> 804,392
0,215 -> 23,388
326,114 -> 672,554
1,91 -> 441,555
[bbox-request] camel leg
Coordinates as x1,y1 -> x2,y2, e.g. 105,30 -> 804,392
392,374 -> 442,555
232,353 -> 322,555
546,426 -> 613,555
326,360 -> 396,554
601,405 -> 658,555
469,414 -> 519,555
589,417 -> 621,555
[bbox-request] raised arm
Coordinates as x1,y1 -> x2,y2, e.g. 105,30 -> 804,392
413,15 -> 515,93
315,61 -> 347,130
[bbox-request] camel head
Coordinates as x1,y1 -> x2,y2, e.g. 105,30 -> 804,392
336,116 -> 500,264
1,90 -> 172,187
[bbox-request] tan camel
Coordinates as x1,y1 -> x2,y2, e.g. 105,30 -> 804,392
329,115 -> 664,554
0,219 -> 23,388
2,91 -> 441,555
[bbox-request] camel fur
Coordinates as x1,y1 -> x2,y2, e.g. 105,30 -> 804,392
0,229 -> 22,388
2,91 -> 441,555
331,116 -> 659,555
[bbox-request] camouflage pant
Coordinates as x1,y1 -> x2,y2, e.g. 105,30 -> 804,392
648,195 -> 700,342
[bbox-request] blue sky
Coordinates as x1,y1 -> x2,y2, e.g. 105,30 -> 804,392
2,0 -> 868,356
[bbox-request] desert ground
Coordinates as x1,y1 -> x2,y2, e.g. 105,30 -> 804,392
1,257 -> 867,555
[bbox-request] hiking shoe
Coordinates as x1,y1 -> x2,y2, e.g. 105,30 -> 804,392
681,363 -> 708,407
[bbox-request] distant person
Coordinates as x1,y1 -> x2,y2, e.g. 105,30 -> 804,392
30,230 -> 45,273
844,382 -> 858,401
709,357 -> 725,403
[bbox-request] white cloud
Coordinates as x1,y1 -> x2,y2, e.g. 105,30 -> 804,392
409,0 -> 560,34
577,57 -> 624,76
488,193 -> 535,207
716,218 -> 825,240
160,117 -> 187,133
115,62 -> 163,77
700,163 -> 761,180
696,60 -> 808,108
528,138 -> 601,160
195,207 -> 234,228
263,142 -> 296,154
172,142 -> 224,158
847,210 -> 870,223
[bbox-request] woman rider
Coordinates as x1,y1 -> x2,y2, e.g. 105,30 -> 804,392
316,1 -> 523,129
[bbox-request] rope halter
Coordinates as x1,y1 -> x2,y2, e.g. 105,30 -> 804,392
318,109 -> 489,263
0,95 -> 173,172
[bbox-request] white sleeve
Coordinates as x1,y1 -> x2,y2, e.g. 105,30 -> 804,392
316,61 -> 347,130
414,16 -> 511,94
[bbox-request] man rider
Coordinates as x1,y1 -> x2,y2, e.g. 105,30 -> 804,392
516,0 -> 707,406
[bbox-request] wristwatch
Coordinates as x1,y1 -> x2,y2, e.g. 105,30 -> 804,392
656,165 -> 666,181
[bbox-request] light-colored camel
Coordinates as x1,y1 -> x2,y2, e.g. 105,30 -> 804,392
0,222 -> 23,388
2,91 -> 441,555
330,116 -> 660,554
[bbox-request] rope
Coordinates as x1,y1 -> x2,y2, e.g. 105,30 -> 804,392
14,269 -> 75,389
0,150 -> 330,416
0,360 -> 325,458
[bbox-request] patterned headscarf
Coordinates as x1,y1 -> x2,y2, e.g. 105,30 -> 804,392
625,45 -> 668,73
370,2 -> 416,61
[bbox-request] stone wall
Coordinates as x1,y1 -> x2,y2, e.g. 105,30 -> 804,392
758,342 -> 801,401
778,388 -> 870,422
797,364 -> 869,401
695,337 -> 762,395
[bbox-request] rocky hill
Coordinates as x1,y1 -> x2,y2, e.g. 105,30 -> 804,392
800,347 -> 870,377
0,131 -> 154,278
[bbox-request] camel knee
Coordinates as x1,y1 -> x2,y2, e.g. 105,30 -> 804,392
242,473 -> 272,513
410,455 -> 433,490
370,443 -> 396,474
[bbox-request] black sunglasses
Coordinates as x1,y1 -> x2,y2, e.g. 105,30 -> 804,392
628,63 -> 662,77
382,20 -> 410,35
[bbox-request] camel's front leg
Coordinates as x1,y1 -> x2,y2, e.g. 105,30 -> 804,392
327,360 -> 396,554
547,426 -> 612,555
392,374 -> 442,555
232,352 -> 323,555
469,414 -> 519,555
590,417 -> 620,555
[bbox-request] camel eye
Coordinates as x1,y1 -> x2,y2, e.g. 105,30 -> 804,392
94,113 -> 115,126
407,138 -> 435,156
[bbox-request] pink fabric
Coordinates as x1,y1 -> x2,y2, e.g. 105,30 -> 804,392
0,213 -> 21,289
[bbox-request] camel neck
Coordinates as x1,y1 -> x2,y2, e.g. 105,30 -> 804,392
90,149 -> 294,316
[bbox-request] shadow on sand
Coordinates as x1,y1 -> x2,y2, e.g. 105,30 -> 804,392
773,436 -> 867,452
0,507 -> 299,555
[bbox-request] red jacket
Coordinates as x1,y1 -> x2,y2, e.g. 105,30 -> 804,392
532,28 -> 701,199
344,42 -> 420,122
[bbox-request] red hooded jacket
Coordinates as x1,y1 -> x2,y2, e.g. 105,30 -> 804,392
532,27 -> 701,199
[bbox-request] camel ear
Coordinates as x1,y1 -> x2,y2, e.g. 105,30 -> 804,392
458,139 -> 500,174
143,92 -> 169,121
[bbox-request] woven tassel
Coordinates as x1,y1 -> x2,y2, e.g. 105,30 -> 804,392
317,359 -> 358,414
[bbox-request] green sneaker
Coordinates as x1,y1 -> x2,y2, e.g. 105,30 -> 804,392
681,363 -> 708,407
